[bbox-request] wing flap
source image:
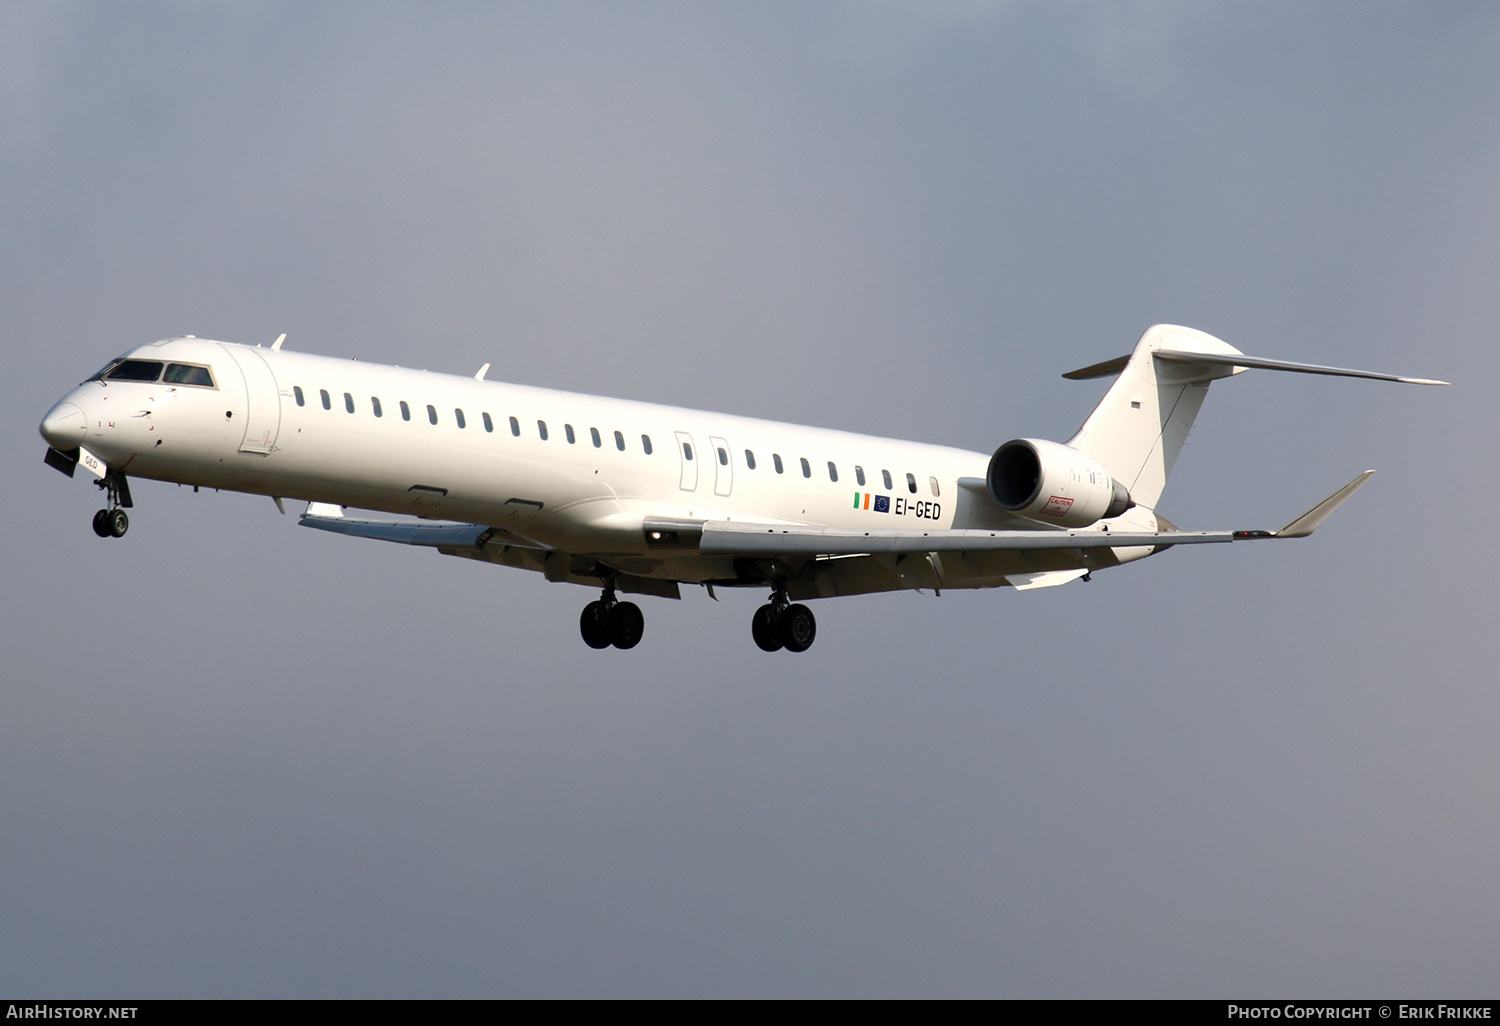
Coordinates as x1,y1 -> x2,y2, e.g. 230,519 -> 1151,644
297,507 -> 548,551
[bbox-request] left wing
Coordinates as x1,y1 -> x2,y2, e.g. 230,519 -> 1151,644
295,471 -> 1374,575
678,470 -> 1376,557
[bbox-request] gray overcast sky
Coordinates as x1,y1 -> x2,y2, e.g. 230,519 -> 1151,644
2,1 -> 1496,997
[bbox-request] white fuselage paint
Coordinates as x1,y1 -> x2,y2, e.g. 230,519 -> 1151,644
43,337 -> 1155,596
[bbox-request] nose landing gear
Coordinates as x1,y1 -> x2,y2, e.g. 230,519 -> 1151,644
579,582 -> 645,650
752,587 -> 816,653
91,470 -> 133,539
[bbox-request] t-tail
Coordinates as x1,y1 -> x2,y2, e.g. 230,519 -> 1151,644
1059,324 -> 1446,511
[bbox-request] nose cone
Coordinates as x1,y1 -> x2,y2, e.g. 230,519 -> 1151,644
40,401 -> 87,450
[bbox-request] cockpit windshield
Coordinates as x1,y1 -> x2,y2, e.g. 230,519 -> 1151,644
103,360 -> 164,382
164,363 -> 214,387
89,359 -> 215,387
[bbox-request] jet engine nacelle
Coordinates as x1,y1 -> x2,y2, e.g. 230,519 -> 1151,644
987,438 -> 1134,528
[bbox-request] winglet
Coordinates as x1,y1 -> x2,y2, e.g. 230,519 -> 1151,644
271,333 -> 287,351
1273,470 -> 1376,538
475,363 -> 490,381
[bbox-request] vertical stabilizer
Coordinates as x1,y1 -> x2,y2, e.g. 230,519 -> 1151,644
1066,325 -> 1244,510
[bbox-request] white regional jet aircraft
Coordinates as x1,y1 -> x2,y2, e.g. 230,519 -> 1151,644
39,325 -> 1444,652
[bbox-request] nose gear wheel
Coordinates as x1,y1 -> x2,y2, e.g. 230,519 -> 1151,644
91,470 -> 133,539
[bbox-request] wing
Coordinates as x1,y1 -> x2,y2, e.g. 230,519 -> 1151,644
294,472 -> 1374,596
664,471 -> 1376,557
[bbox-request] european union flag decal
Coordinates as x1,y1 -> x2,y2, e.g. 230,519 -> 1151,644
873,495 -> 890,513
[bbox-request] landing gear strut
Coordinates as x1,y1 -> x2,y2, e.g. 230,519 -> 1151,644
91,470 -> 132,539
579,582 -> 645,650
752,586 -> 816,653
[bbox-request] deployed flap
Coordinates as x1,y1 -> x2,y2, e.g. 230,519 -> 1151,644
1006,569 -> 1090,590
298,512 -> 548,551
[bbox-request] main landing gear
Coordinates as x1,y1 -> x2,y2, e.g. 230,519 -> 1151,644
91,470 -> 133,539
751,589 -> 816,653
579,583 -> 645,650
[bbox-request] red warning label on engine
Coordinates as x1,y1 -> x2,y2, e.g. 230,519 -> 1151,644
1041,495 -> 1074,517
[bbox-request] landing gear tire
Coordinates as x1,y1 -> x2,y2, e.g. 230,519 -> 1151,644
752,604 -> 784,652
780,603 -> 816,653
107,509 -> 129,538
607,601 -> 644,650
580,600 -> 612,649
92,509 -> 112,538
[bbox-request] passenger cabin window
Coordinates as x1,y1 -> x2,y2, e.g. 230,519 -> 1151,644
906,472 -> 917,494
773,454 -> 783,474
163,364 -> 213,387
855,466 -> 865,487
482,412 -> 493,432
683,442 -> 693,461
293,386 -> 305,407
538,420 -> 548,441
344,392 -> 354,414
455,409 -> 466,429
105,360 -> 164,383
509,416 -> 520,437
718,447 -> 728,466
427,404 -> 438,425
320,389 -> 331,410
745,450 -> 756,470
929,476 -> 940,497
615,430 -> 626,451
591,427 -> 602,448
882,469 -> 893,490
565,424 -> 576,444
827,461 -> 838,482
400,401 -> 411,421
641,435 -> 653,455
371,397 -> 383,418
800,457 -> 811,479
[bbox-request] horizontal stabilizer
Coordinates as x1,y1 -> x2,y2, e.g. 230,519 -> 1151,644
1061,354 -> 1131,380
1153,350 -> 1448,386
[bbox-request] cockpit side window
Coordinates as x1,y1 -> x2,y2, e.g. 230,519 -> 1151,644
104,360 -> 164,383
163,363 -> 214,387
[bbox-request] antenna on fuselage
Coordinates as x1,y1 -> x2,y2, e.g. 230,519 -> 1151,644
271,333 -> 287,351
475,363 -> 490,380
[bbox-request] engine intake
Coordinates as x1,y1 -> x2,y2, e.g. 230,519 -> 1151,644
987,438 -> 1134,528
